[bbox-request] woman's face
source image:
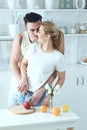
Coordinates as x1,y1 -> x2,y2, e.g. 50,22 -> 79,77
38,25 -> 47,43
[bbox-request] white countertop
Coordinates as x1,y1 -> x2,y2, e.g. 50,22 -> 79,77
0,108 -> 80,130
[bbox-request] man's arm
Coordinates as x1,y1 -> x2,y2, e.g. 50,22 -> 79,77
39,70 -> 65,94
41,71 -> 66,106
44,70 -> 57,86
10,33 -> 23,82
18,58 -> 28,94
54,71 -> 65,87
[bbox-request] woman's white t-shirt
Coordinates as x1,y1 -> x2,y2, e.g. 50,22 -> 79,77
24,43 -> 66,92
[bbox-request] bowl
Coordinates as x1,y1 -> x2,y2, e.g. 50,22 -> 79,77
79,25 -> 86,30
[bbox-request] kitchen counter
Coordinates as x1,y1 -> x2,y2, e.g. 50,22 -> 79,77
0,108 -> 79,130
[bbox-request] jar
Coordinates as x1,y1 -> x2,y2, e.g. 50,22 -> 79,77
75,0 -> 86,9
7,0 -> 19,9
60,27 -> 66,34
70,26 -> 76,34
9,23 -> 19,37
79,23 -> 86,34
45,0 -> 54,9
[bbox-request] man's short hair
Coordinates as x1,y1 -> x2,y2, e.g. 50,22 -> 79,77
24,12 -> 42,24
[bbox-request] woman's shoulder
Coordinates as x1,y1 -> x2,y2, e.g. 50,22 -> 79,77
55,49 -> 64,57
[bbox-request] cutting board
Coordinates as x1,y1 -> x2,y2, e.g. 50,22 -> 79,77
8,105 -> 36,115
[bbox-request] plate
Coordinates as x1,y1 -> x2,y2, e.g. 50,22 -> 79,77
80,61 -> 87,65
8,105 -> 36,115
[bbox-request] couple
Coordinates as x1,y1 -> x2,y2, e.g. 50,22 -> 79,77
8,12 -> 66,108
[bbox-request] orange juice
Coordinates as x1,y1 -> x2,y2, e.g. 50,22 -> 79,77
62,104 -> 69,112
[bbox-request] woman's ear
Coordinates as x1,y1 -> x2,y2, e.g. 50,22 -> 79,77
46,34 -> 51,39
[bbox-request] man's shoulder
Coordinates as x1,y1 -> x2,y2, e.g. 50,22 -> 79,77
13,32 -> 24,46
14,32 -> 23,39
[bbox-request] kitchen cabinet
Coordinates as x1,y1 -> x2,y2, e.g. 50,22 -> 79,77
0,70 -> 11,109
53,64 -> 87,130
77,65 -> 87,130
0,108 -> 79,130
69,65 -> 87,130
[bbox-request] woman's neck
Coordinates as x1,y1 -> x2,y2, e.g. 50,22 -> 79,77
41,41 -> 54,53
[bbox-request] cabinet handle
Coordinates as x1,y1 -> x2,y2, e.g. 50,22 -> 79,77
77,78 -> 79,86
82,76 -> 84,86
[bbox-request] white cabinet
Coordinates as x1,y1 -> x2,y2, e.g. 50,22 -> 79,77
62,65 -> 87,130
0,70 -> 11,109
78,66 -> 87,130
53,64 -> 87,130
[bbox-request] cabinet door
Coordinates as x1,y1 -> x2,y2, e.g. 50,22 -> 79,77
67,66 -> 87,130
0,70 -> 11,108
66,68 -> 80,114
79,67 -> 87,130
53,67 -> 80,113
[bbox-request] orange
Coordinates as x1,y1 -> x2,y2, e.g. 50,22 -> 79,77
52,107 -> 61,116
62,104 -> 69,112
40,105 -> 47,112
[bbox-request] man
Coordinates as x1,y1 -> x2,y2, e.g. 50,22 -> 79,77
8,12 -> 56,107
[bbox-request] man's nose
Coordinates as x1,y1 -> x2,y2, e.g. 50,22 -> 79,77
34,31 -> 38,36
35,29 -> 39,33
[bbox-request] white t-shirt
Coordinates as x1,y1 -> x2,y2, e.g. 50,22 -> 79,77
24,43 -> 66,92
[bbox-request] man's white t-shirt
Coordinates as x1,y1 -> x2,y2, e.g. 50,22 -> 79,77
24,43 -> 66,92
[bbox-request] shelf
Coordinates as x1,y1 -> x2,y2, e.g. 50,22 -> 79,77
0,36 -> 13,40
43,9 -> 87,12
0,34 -> 87,40
0,9 -> 87,12
0,66 -> 11,71
65,34 -> 87,37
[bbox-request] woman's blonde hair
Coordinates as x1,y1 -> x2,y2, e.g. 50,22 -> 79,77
41,21 -> 64,54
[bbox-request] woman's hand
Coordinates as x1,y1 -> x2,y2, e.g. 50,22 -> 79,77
41,95 -> 50,107
30,87 -> 45,105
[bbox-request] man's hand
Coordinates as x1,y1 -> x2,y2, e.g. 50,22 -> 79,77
18,79 -> 29,95
41,95 -> 50,107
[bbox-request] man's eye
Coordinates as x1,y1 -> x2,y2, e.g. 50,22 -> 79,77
29,28 -> 40,32
37,28 -> 39,32
30,29 -> 35,32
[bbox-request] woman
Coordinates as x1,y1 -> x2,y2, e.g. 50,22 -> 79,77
18,21 -> 66,106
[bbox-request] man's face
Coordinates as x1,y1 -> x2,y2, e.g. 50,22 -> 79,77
25,20 -> 42,43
